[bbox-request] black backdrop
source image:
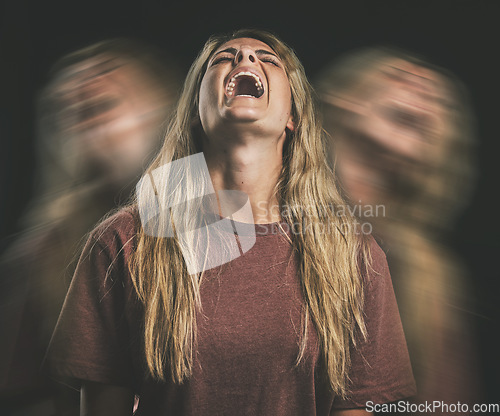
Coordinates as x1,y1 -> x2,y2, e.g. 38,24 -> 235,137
1,0 -> 499,403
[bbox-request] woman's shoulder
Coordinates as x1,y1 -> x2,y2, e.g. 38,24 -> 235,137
360,233 -> 391,287
367,234 -> 389,270
89,205 -> 140,254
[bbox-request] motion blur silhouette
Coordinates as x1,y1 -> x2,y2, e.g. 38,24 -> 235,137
316,46 -> 481,412
0,38 -> 181,415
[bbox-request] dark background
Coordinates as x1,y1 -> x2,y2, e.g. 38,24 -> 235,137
1,0 -> 499,403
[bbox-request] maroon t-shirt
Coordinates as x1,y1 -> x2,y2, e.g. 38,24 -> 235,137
44,208 -> 416,415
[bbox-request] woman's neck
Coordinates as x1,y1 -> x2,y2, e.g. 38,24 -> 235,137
203,135 -> 285,224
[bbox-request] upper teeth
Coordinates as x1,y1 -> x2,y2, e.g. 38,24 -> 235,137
226,71 -> 264,96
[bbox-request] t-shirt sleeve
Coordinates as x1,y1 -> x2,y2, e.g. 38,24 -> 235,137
332,238 -> 417,410
42,216 -> 137,390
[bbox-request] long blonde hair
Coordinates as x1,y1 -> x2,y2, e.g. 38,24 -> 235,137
129,29 -> 369,397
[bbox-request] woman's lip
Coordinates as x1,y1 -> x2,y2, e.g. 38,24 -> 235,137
225,67 -> 264,86
223,93 -> 262,106
224,91 -> 263,100
228,95 -> 259,98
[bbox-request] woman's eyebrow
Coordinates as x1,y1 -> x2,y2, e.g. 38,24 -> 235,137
255,49 -> 278,58
213,47 -> 238,58
387,65 -> 438,89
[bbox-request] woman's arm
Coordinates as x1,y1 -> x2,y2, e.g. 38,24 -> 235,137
332,409 -> 372,416
80,381 -> 135,416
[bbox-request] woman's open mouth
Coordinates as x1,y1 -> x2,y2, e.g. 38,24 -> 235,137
226,71 -> 264,98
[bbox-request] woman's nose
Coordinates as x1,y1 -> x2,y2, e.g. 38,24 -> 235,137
234,48 -> 257,64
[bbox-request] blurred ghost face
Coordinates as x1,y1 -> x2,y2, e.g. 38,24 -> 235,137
332,58 -> 454,208
50,54 -> 167,185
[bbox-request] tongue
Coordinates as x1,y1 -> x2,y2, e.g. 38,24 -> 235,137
234,75 -> 260,97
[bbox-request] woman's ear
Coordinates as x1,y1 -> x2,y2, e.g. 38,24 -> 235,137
286,115 -> 295,132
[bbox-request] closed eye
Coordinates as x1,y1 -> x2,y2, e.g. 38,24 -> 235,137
260,56 -> 280,67
212,55 -> 234,65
